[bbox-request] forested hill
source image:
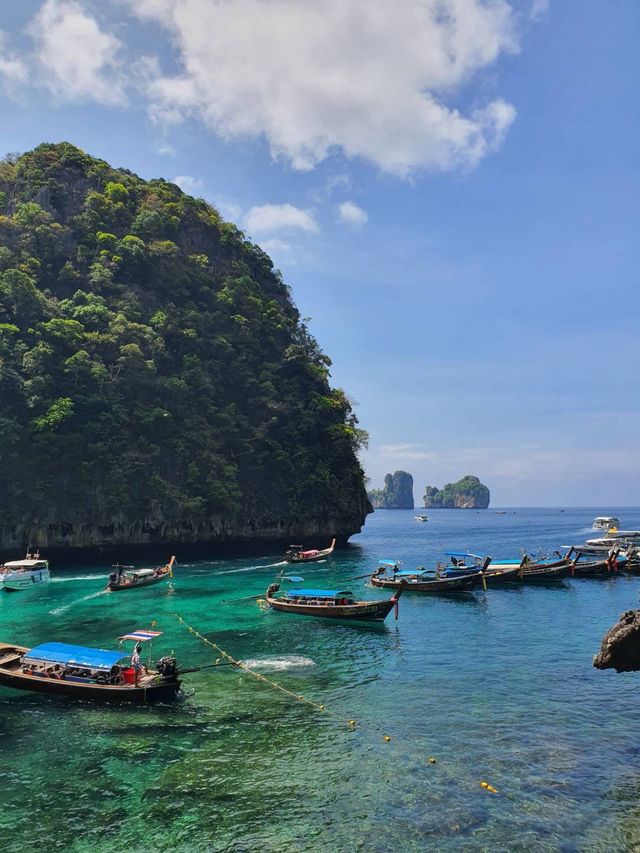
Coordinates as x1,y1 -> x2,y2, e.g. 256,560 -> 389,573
0,143 -> 371,555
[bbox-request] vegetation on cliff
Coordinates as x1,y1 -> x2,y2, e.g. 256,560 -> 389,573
0,143 -> 370,546
423,475 -> 490,509
368,471 -> 414,509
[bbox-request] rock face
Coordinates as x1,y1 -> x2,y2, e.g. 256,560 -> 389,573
0,143 -> 371,557
368,471 -> 414,509
423,475 -> 490,509
593,610 -> 640,673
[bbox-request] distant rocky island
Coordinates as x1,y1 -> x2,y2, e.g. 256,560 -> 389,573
423,475 -> 490,509
368,471 -> 414,509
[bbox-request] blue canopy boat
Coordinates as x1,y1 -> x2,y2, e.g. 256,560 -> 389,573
0,630 -> 183,702
265,582 -> 400,622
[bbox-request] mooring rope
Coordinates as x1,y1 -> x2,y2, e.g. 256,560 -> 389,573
173,612 -> 499,794
174,613 -> 329,714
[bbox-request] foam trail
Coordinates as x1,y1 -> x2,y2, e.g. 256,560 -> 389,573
240,655 -> 315,672
51,574 -> 109,583
49,589 -> 107,616
216,560 -> 287,575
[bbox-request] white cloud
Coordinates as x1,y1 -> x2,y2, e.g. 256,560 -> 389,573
530,0 -> 549,21
0,31 -> 28,95
172,174 -> 203,194
29,0 -> 127,106
156,142 -> 176,156
128,0 -> 518,175
338,201 -> 368,228
245,203 -> 318,235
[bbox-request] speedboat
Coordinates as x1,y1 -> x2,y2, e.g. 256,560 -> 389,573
593,516 -> 620,531
0,552 -> 50,591
414,515 -> 428,522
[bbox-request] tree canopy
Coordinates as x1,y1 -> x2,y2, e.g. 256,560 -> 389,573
0,143 -> 370,547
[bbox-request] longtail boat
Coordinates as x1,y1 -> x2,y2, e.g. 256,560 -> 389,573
284,539 -> 336,564
370,564 -> 477,593
0,629 -> 183,703
107,556 -> 175,591
569,550 -> 626,577
265,582 -> 400,621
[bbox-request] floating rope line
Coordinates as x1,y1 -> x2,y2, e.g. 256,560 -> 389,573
174,612 -> 500,794
174,613 -> 328,714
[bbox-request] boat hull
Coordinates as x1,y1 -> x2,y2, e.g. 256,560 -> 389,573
108,573 -> 169,591
0,669 -> 180,702
371,574 -> 475,593
1,569 -> 51,591
266,596 -> 396,621
520,564 -> 569,582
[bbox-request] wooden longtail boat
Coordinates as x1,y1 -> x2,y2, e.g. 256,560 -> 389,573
107,556 -> 175,591
569,553 -> 626,577
518,562 -> 569,582
0,629 -> 183,703
370,566 -> 477,593
265,583 -> 401,621
284,539 -> 336,564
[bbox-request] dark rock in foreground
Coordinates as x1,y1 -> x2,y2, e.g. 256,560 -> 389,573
594,610 -> 640,673
368,471 -> 414,509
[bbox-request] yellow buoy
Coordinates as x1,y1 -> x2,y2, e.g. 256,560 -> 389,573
428,757 -> 437,764
348,720 -> 357,728
480,781 -> 489,788
383,735 -> 391,742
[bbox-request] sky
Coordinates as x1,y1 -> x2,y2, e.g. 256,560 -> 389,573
0,0 -> 639,507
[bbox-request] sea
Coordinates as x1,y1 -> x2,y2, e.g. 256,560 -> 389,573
2,507 -> 640,852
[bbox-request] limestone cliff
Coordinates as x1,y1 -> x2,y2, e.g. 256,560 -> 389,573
0,143 -> 371,556
368,471 -> 414,509
423,476 -> 490,509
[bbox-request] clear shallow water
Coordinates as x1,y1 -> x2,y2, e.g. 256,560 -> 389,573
2,508 -> 640,851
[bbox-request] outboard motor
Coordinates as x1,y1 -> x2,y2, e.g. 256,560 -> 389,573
156,656 -> 178,678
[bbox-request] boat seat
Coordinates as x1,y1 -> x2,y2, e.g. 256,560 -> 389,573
0,653 -> 20,666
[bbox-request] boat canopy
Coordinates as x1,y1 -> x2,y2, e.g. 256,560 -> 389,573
3,559 -> 48,568
394,570 -> 429,577
280,575 -> 304,582
118,629 -> 163,642
287,589 -> 350,598
444,551 -> 483,560
23,642 -> 124,671
132,568 -> 155,577
378,560 -> 399,567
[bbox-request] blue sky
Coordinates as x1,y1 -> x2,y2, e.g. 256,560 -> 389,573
1,0 -> 638,506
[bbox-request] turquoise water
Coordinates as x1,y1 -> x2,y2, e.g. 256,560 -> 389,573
2,508 -> 640,851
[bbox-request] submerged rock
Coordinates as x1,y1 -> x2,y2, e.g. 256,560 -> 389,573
593,610 -> 640,672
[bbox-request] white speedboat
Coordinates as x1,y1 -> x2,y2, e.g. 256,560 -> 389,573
0,552 -> 50,591
593,516 -> 620,531
414,515 -> 428,523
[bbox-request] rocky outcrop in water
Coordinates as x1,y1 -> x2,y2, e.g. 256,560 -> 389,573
593,610 -> 640,673
423,475 -> 490,509
368,471 -> 414,509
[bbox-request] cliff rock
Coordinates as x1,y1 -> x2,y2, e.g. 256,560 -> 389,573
0,143 -> 371,556
368,471 -> 414,509
423,475 -> 490,509
593,609 -> 640,673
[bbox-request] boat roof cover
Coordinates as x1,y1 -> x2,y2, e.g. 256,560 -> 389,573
23,642 -> 123,670
444,551 -> 483,559
379,560 -> 399,567
132,568 -> 155,576
118,629 -> 163,642
288,589 -> 350,598
4,559 -> 47,568
393,570 -> 429,577
280,575 -> 304,582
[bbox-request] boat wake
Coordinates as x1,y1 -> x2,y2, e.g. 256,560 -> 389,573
51,574 -> 109,583
49,589 -> 107,615
240,655 -> 315,672
216,560 -> 287,575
